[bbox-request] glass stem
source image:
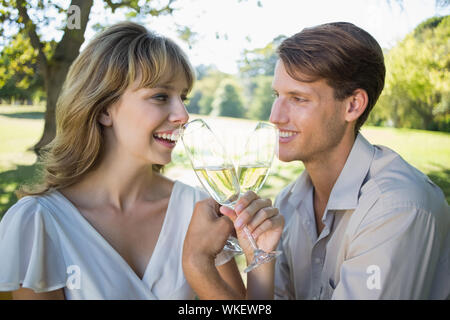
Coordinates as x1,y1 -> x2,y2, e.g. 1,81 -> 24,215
228,202 -> 259,251
242,226 -> 259,251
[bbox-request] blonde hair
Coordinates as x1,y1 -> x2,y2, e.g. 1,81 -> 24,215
20,22 -> 195,197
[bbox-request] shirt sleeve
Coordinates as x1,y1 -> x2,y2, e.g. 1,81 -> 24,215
273,194 -> 295,300
0,197 -> 67,293
274,234 -> 295,299
332,205 -> 447,299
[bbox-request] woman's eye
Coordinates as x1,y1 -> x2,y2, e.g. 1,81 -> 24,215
152,94 -> 169,102
181,95 -> 190,103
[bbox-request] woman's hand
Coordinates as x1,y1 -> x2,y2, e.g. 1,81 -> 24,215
182,198 -> 244,300
219,191 -> 284,259
183,198 -> 234,268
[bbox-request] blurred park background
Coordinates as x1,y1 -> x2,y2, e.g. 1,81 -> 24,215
0,0 -> 449,298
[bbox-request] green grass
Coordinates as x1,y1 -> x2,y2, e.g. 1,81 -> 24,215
0,105 -> 45,214
1,105 -> 449,220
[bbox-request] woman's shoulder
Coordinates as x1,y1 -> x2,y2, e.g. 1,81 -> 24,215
0,193 -> 68,293
2,195 -> 48,223
0,191 -> 68,230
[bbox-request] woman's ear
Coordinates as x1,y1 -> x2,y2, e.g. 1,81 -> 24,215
98,108 -> 113,127
344,88 -> 368,123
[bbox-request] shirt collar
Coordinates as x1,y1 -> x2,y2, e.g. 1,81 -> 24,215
288,168 -> 313,209
287,133 -> 375,214
326,133 -> 375,211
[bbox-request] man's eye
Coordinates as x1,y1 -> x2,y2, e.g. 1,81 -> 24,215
294,97 -> 307,103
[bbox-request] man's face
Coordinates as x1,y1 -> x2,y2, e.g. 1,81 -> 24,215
269,60 -> 348,164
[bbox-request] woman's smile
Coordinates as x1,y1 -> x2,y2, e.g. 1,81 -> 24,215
152,129 -> 180,149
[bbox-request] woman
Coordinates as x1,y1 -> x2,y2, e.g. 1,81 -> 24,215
0,22 -> 282,299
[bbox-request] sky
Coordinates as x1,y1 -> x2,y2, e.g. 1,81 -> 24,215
49,0 -> 450,74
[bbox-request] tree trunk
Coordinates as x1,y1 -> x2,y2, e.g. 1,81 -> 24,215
32,0 -> 94,154
32,62 -> 71,153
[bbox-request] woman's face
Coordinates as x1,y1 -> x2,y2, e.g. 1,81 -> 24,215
103,72 -> 190,166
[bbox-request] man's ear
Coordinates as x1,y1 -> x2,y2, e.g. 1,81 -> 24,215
344,88 -> 368,123
98,108 -> 113,127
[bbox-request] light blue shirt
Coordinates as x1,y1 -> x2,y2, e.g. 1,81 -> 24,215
274,134 -> 449,299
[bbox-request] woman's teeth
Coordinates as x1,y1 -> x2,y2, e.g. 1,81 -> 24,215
154,133 -> 179,142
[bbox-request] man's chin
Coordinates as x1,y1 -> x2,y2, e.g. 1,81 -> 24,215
276,149 -> 307,163
277,153 -> 298,163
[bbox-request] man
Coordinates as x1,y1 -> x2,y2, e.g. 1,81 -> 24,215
183,22 -> 449,299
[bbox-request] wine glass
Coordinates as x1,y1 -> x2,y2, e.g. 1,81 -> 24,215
181,118 -> 243,254
237,121 -> 281,273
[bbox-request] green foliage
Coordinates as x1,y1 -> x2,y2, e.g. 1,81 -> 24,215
237,36 -> 284,121
188,67 -> 232,115
185,90 -> 201,114
0,31 -> 51,103
238,35 -> 285,78
370,15 -> 450,131
247,75 -> 274,120
0,0 -> 178,99
211,79 -> 246,118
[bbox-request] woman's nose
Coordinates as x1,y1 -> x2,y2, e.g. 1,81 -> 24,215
169,98 -> 189,125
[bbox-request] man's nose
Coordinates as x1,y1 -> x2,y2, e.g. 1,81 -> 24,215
269,98 -> 288,125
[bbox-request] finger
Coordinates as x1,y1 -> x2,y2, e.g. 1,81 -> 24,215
194,198 -> 219,221
217,215 -> 234,236
234,191 -> 258,214
246,206 -> 278,233
234,198 -> 272,230
251,214 -> 284,240
219,205 -> 237,221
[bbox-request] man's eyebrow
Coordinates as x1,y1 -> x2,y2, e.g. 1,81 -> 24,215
272,86 -> 314,96
287,89 -> 313,96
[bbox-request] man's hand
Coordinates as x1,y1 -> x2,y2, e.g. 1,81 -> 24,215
182,193 -> 284,300
219,191 -> 284,261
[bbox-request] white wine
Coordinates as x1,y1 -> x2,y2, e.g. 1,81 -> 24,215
194,165 -> 240,206
238,163 -> 270,194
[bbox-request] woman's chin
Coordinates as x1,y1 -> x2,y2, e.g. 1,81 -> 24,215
153,155 -> 172,167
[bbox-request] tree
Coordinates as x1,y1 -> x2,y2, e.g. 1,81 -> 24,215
237,35 -> 285,79
247,75 -> 274,120
0,30 -> 50,104
211,79 -> 245,118
372,15 -> 450,131
237,36 -> 283,120
185,90 -> 201,114
189,67 -> 232,115
0,0 -> 176,153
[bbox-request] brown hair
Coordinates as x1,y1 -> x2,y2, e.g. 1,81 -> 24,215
20,22 -> 195,197
277,22 -> 385,134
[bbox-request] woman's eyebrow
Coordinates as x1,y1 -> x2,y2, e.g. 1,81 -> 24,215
152,84 -> 173,90
153,85 -> 189,93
